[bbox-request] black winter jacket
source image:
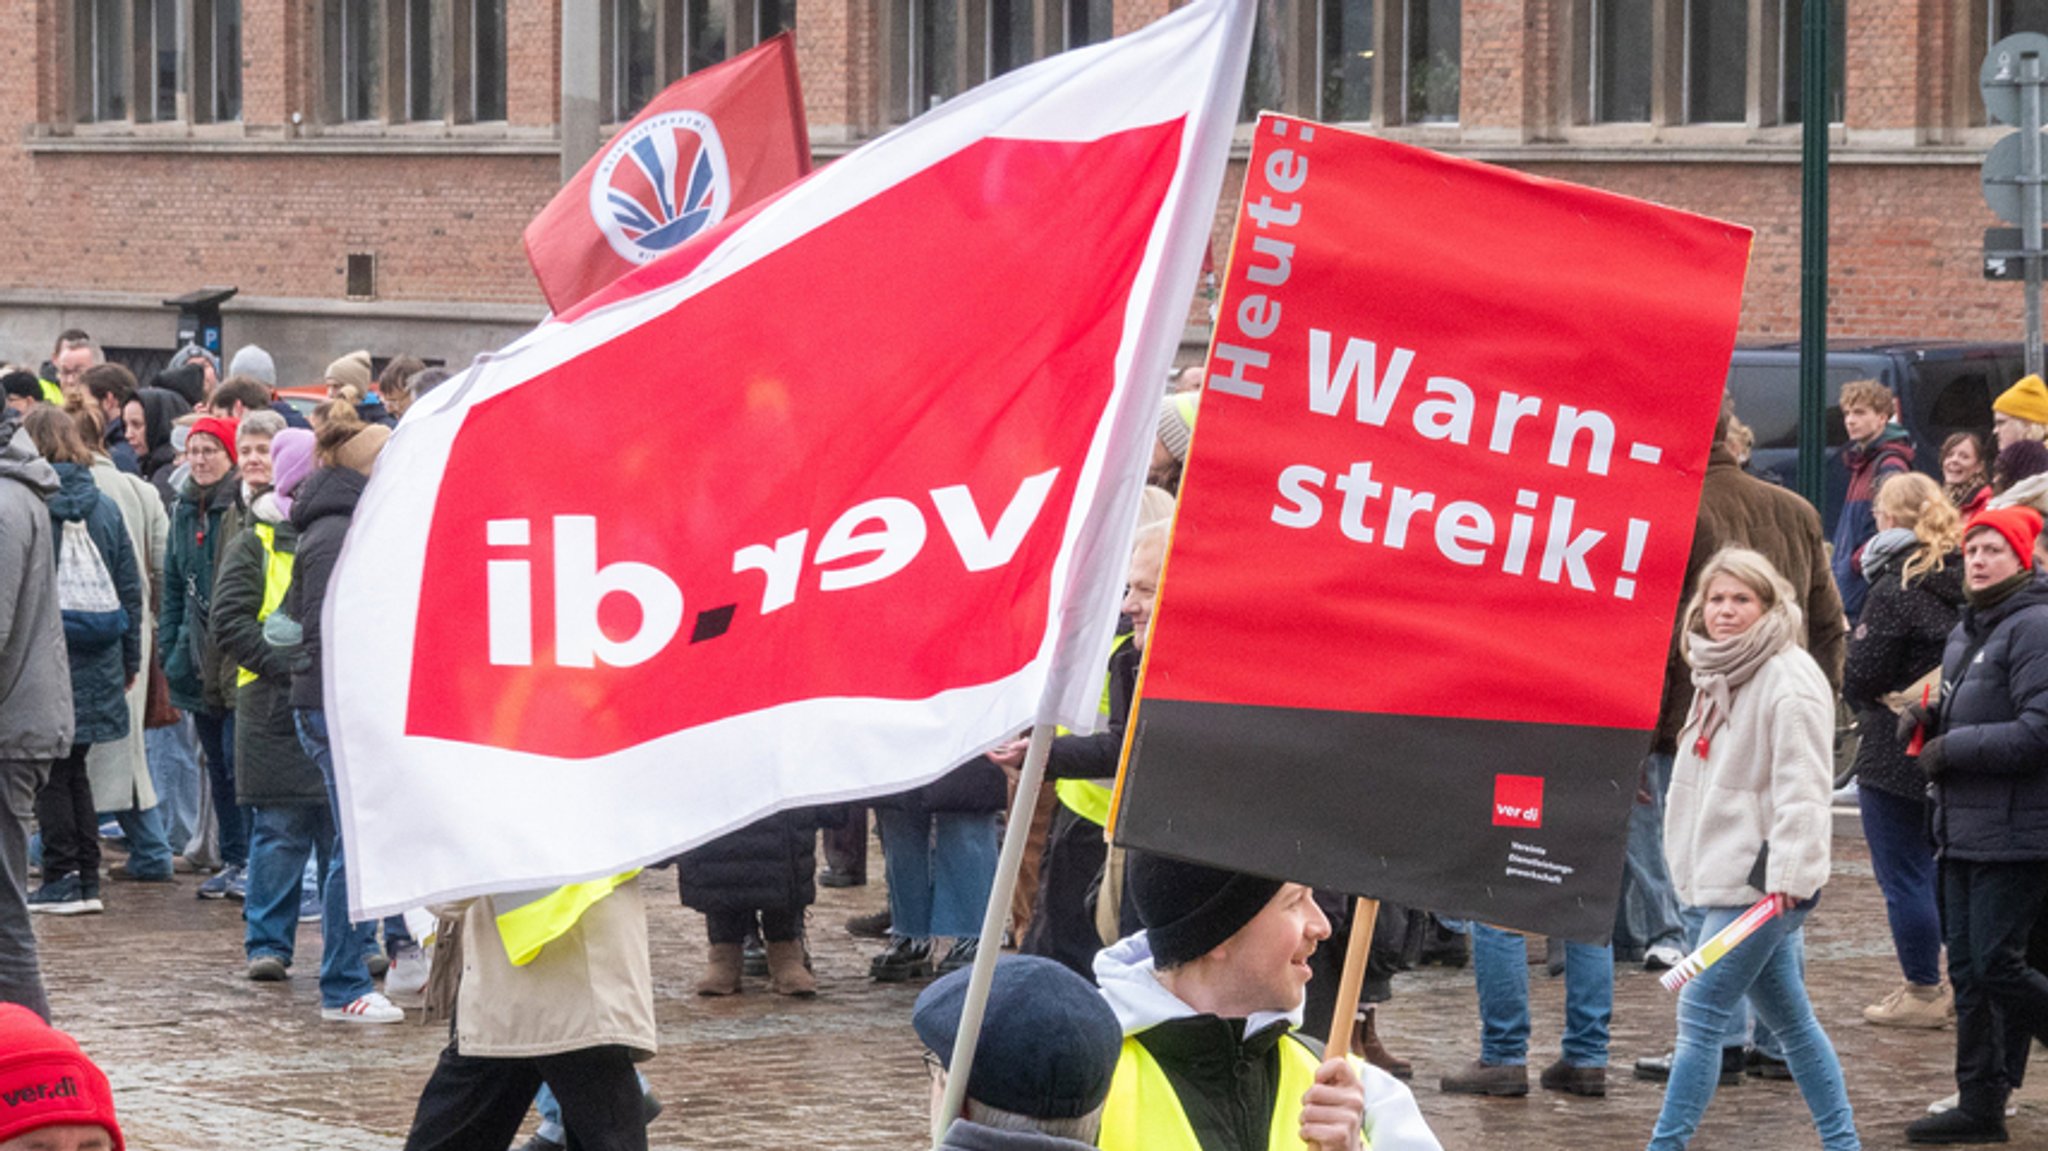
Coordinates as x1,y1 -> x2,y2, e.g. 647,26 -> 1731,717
283,467 -> 366,711
48,463 -> 142,745
1046,635 -> 1140,782
676,809 -> 820,915
1844,555 -> 1964,800
1931,577 -> 2048,861
212,502 -> 324,806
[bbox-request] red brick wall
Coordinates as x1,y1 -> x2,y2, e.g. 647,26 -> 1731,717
0,0 -> 2031,347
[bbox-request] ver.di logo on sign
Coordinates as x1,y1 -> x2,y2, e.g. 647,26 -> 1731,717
1492,774 -> 1544,829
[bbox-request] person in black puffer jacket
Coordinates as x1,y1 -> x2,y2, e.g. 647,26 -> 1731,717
677,810 -> 824,997
1843,473 -> 1964,1031
1902,505 -> 2048,1145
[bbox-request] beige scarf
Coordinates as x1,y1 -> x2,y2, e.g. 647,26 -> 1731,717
1684,602 -> 1801,757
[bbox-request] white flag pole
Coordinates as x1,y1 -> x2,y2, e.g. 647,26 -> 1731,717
933,717 -> 1056,1146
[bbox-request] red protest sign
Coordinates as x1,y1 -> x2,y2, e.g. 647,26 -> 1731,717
1114,116 -> 1751,941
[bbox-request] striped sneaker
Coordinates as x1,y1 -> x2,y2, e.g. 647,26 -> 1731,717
321,991 -> 405,1024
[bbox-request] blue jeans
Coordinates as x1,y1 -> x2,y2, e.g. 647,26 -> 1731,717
1471,923 -> 1613,1067
1648,903 -> 1858,1150
294,708 -> 375,1008
244,803 -> 335,965
1616,752 -> 1688,954
143,716 -> 205,855
193,709 -> 248,868
876,806 -> 999,939
106,805 -> 173,878
1680,903 -> 1784,1058
1858,784 -> 1942,987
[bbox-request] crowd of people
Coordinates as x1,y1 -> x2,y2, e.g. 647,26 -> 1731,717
8,335 -> 2048,1150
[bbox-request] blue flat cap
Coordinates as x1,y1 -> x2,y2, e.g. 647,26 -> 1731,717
912,954 -> 1123,1119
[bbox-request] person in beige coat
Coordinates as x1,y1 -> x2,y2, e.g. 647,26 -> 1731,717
402,876 -> 656,1151
1647,547 -> 1859,1151
78,409 -> 174,881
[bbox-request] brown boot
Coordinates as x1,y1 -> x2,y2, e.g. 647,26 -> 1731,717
696,942 -> 744,996
766,939 -> 817,997
1353,1005 -> 1413,1080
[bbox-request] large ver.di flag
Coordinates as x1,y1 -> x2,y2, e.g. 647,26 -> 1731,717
1115,116 -> 1752,942
328,0 -> 1253,917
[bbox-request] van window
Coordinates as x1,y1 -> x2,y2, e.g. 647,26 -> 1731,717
1910,357 -> 2017,447
1724,362 -> 1868,450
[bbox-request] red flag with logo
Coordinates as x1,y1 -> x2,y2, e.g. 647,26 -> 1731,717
1112,116 -> 1752,943
328,0 -> 1253,916
522,34 -> 810,315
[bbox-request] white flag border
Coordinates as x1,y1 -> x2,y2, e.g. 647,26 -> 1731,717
329,0 -> 1253,918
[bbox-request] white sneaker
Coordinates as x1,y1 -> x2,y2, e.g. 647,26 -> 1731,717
321,991 -> 405,1024
1832,779 -> 1860,805
385,943 -> 431,1005
1928,1091 -> 2019,1118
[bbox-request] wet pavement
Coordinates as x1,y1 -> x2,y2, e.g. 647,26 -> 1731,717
32,826 -> 2045,1149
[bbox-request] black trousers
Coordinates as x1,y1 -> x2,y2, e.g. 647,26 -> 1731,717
704,906 -> 800,944
33,744 -> 97,888
1945,858 -> 2048,1118
402,1042 -> 645,1151
821,804 -> 868,878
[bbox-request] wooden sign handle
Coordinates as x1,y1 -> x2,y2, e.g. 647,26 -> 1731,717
1328,897 -> 1381,1055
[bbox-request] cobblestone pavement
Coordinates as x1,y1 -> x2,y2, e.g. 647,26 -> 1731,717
33,830 -> 2048,1149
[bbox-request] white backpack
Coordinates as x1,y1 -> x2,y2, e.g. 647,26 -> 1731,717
57,519 -> 125,647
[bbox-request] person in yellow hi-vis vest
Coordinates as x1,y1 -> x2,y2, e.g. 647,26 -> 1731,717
1092,853 -> 1443,1151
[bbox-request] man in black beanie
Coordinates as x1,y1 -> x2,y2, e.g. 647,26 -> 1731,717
1090,852 -> 1442,1151
914,954 -> 1123,1148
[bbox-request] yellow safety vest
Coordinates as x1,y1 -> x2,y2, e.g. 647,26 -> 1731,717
1097,1032 -> 1365,1151
236,523 -> 296,687
491,870 -> 641,966
37,378 -> 63,404
1054,633 -> 1132,826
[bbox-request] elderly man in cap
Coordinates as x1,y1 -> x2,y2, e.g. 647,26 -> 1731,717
1091,853 -> 1439,1151
915,955 -> 1123,1149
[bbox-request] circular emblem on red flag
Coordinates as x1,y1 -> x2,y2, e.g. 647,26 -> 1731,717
588,111 -> 733,264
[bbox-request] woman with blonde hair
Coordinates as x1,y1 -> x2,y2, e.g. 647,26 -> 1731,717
1843,473 -> 1965,1030
1649,547 -> 1858,1150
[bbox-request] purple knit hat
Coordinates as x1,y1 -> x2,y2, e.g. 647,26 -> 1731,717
270,428 -> 317,515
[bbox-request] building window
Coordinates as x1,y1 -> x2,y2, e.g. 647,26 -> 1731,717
916,0 -> 960,112
1684,0 -> 1745,123
1318,0 -> 1374,123
1242,0 -> 1284,121
752,0 -> 794,44
74,0 -> 129,123
73,0 -> 211,124
606,0 -> 659,121
1779,0 -> 1845,124
200,0 -> 242,122
1403,0 -> 1458,123
406,0 -> 446,122
685,0 -> 729,74
1590,0 -> 1651,122
468,0 -> 507,121
1996,0 -> 2048,38
1066,0 -> 1111,47
324,0 -> 383,122
988,0 -> 1034,76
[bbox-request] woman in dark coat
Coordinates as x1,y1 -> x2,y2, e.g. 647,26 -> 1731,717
1843,473 -> 1963,1029
23,408 -> 141,916
677,811 -> 821,997
1902,505 -> 2048,1144
122,386 -> 191,507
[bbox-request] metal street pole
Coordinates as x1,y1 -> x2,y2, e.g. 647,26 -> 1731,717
2024,52 -> 2045,377
561,2 -> 602,185
1796,0 -> 1830,508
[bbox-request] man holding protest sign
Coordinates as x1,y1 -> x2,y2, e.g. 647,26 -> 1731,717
1091,852 -> 1439,1151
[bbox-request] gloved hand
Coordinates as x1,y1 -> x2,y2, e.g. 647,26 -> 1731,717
1897,701 -> 1933,745
1918,735 -> 1947,781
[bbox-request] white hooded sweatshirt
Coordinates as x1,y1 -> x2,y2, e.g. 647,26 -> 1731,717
1093,933 -> 1442,1151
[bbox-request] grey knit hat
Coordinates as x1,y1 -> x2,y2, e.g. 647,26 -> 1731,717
1157,391 -> 1199,463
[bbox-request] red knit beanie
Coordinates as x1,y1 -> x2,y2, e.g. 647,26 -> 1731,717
188,415 -> 240,465
0,1004 -> 123,1150
1965,505 -> 2045,570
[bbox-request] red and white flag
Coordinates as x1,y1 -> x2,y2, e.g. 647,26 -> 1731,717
329,0 -> 1253,915
522,34 -> 810,315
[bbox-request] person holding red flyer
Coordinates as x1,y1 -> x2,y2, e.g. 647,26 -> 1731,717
1651,547 -> 1857,1151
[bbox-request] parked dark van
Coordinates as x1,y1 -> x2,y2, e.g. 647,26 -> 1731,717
1724,338 -> 2027,534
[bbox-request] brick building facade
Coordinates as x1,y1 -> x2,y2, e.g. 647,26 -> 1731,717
0,0 -> 2034,383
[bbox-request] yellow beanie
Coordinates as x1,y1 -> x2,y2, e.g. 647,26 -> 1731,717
1995,374 -> 2048,426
